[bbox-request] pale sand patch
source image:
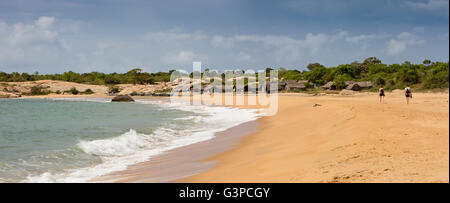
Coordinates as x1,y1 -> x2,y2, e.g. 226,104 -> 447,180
1,80 -> 172,98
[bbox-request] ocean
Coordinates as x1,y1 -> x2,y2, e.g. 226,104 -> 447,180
0,98 -> 259,182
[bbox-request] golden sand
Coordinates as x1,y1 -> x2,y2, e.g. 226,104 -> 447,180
180,91 -> 449,183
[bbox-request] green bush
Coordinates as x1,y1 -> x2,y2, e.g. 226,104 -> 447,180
107,86 -> 120,94
281,70 -> 303,81
305,66 -> 328,85
69,87 -> 79,95
83,89 -> 94,94
423,64 -> 449,89
333,74 -> 352,89
0,58 -> 447,92
370,73 -> 387,86
26,86 -> 51,95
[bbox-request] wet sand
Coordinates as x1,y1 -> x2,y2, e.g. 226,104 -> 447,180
94,121 -> 259,182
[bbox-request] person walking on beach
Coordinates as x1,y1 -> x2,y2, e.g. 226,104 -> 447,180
379,86 -> 385,104
405,84 -> 412,104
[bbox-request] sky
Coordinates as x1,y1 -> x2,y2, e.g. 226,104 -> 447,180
0,0 -> 448,73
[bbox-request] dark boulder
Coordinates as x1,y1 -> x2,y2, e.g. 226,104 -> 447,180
111,95 -> 135,102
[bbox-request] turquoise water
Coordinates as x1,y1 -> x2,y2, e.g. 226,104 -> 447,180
0,98 -> 259,182
0,98 -> 195,182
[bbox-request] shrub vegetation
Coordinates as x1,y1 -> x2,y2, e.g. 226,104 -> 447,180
0,58 -> 448,91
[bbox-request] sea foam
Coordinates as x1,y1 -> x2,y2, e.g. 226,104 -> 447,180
77,129 -> 150,157
25,99 -> 260,183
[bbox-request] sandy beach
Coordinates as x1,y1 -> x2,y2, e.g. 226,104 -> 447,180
176,91 -> 449,183
83,90 -> 450,183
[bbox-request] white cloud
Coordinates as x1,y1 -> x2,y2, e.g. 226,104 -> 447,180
237,51 -> 251,61
330,31 -> 348,42
211,35 -> 234,48
386,32 -> 426,55
387,40 -> 407,55
406,0 -> 449,10
225,34 -> 325,63
0,16 -> 63,68
345,34 -> 378,43
303,33 -> 328,53
0,17 -> 121,73
8,16 -> 58,45
35,16 -> 55,28
212,33 -> 329,55
412,26 -> 425,33
0,20 -> 8,41
344,33 -> 392,50
167,51 -> 198,65
142,29 -> 206,41
0,17 -> 444,73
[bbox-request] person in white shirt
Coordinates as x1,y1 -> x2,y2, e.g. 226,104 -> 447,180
405,84 -> 412,104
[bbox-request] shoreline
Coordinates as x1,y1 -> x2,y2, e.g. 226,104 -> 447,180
91,95 -> 264,182
94,120 -> 259,182
11,95 -> 263,182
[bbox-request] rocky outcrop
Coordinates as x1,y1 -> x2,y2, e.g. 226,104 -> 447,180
346,83 -> 362,91
339,89 -> 356,96
344,81 -> 373,90
278,80 -> 308,92
323,81 -> 336,90
111,95 -> 135,102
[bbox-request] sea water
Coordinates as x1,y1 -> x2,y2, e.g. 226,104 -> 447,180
0,98 -> 259,182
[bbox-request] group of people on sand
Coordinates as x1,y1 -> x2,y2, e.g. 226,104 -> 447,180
378,85 -> 412,104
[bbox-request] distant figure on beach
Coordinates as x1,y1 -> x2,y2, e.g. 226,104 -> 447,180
379,86 -> 385,104
405,85 -> 412,104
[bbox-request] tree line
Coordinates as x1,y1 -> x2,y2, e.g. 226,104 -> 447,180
0,68 -> 174,85
278,57 -> 448,90
0,57 -> 448,90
